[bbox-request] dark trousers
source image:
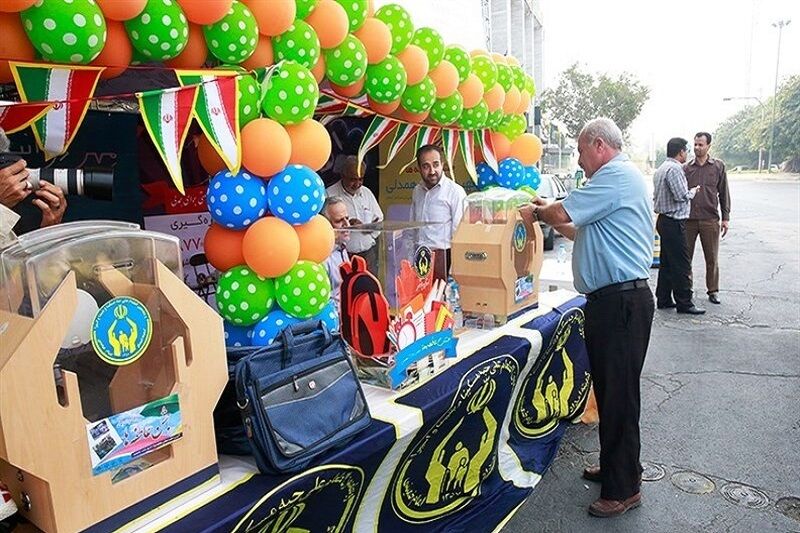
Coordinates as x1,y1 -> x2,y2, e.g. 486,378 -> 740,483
656,214 -> 694,310
585,285 -> 654,500
432,248 -> 452,282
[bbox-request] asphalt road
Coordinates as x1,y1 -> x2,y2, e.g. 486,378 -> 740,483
504,178 -> 800,533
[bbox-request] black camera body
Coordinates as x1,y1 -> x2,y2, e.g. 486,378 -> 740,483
0,152 -> 114,201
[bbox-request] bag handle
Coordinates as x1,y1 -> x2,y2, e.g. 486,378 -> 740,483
280,320 -> 331,367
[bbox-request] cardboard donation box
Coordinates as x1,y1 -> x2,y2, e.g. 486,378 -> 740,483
0,222 -> 227,533
451,190 -> 544,325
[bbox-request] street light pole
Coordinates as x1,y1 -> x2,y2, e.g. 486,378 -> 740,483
768,19 -> 791,172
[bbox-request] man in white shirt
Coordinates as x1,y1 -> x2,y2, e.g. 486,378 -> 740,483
409,144 -> 467,281
326,156 -> 383,274
321,196 -> 351,309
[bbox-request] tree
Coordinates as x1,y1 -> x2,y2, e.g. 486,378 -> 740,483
714,106 -> 761,169
540,63 -> 650,139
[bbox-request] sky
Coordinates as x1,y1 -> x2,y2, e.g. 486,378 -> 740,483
376,0 -> 800,154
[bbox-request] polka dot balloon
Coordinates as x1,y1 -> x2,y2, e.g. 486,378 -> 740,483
238,73 -> 261,126
476,162 -> 498,190
295,0 -> 318,19
443,45 -> 471,83
274,260 -> 331,318
510,65 -> 527,91
224,321 -> 254,347
470,55 -> 497,93
374,3 -> 412,55
203,1 -> 257,64
496,63 -> 514,92
252,308 -> 301,346
458,100 -> 488,130
272,19 -> 320,69
334,0 -> 368,32
124,0 -> 189,60
22,0 -> 107,63
522,165 -> 541,190
497,157 -> 526,189
261,60 -> 320,125
365,54 -> 407,104
207,169 -> 268,229
410,27 -> 444,70
323,34 -> 367,88
311,300 -> 340,332
524,74 -> 536,97
400,76 -> 436,114
216,266 -> 275,326
497,113 -> 527,140
430,91 -> 463,125
268,164 -> 325,225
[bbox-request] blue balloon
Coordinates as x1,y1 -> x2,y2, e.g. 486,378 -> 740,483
207,169 -> 268,229
497,157 -> 526,189
224,322 -> 254,347
476,162 -> 498,191
252,308 -> 301,346
267,164 -> 326,225
311,300 -> 340,332
522,165 -> 541,191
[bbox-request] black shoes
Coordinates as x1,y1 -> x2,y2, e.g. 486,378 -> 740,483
656,301 -> 676,309
677,306 -> 706,315
708,293 -> 721,304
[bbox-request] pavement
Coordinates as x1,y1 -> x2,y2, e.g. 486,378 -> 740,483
504,178 -> 800,533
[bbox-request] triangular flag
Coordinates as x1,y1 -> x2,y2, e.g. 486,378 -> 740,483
177,71 -> 241,174
414,125 -> 440,152
137,86 -> 199,195
377,122 -> 419,169
475,129 -> 499,173
356,115 -> 397,176
317,91 -> 349,115
0,100 -> 53,134
459,130 -> 478,184
9,62 -> 104,159
441,129 -> 459,179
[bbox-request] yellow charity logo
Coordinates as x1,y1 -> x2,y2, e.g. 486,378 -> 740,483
91,296 -> 153,366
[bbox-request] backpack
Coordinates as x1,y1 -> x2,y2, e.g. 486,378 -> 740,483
339,254 -> 391,356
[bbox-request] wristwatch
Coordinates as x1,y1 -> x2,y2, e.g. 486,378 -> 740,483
531,204 -> 540,222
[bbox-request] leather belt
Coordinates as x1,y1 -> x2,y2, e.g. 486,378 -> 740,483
586,279 -> 649,302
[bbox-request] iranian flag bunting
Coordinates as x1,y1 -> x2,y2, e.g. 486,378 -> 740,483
459,130 -> 478,184
177,71 -> 241,174
414,126 -> 440,152
378,122 -> 419,169
441,129 -> 459,178
137,86 -> 199,195
0,101 -> 53,134
9,62 -> 104,159
317,91 -> 348,115
476,129 -> 499,173
357,115 -> 397,176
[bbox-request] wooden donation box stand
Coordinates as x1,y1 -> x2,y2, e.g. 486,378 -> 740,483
0,222 -> 227,533
451,190 -> 544,324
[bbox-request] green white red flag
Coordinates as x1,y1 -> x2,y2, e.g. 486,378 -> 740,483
459,130 -> 478,184
378,122 -> 419,169
0,101 -> 53,134
356,115 -> 398,176
476,128 -> 499,173
441,129 -> 459,178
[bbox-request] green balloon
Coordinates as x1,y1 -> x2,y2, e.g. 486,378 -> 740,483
216,266 -> 275,326
524,74 -> 536,97
203,1 -> 257,64
275,260 -> 331,318
443,45 -> 471,83
410,27 -> 444,69
295,0 -> 318,19
323,34 -> 367,87
496,113 -> 527,140
430,92 -> 463,125
22,0 -> 107,64
272,19 -> 320,69
510,65 -> 527,91
124,0 -> 189,61
459,100 -> 488,130
470,56 -> 497,92
334,0 -> 368,32
262,61 -> 320,125
238,74 -> 261,126
365,55 -> 407,104
496,64 -> 514,92
401,77 -> 436,114
486,108 -> 504,129
374,3 -> 413,55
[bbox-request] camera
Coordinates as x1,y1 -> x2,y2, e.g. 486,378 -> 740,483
0,152 -> 114,202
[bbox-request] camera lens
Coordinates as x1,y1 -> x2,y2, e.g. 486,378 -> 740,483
32,167 -> 113,201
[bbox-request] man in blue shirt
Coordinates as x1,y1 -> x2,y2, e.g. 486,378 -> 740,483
520,118 -> 654,518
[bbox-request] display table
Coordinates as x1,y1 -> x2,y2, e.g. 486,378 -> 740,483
103,290 -> 590,533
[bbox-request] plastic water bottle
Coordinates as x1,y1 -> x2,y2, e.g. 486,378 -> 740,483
557,243 -> 567,264
447,277 -> 464,329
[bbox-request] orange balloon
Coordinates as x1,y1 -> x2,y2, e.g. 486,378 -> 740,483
96,0 -> 146,20
484,83 -> 505,113
285,119 -> 332,171
242,217 -> 300,278
244,0 -> 296,37
509,133 -> 544,166
165,24 -> 208,69
491,52 -> 507,65
489,132 -> 511,161
0,0 -> 36,12
294,215 -> 335,262
197,134 -> 226,176
368,97 -> 400,115
396,108 -> 429,124
310,55 -> 326,83
204,224 -> 247,272
516,89 -> 531,114
458,73 -> 484,109
241,35 -> 274,70
306,0 -> 348,48
506,55 -> 521,67
354,17 -> 391,64
91,21 -> 132,79
178,0 -> 232,25
331,77 -> 365,98
470,49 -> 490,58
429,60 -> 459,98
242,119 -> 292,177
397,44 -> 428,86
0,13 -> 35,83
503,86 -> 521,114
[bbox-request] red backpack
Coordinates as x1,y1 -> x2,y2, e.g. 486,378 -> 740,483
339,255 -> 391,356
